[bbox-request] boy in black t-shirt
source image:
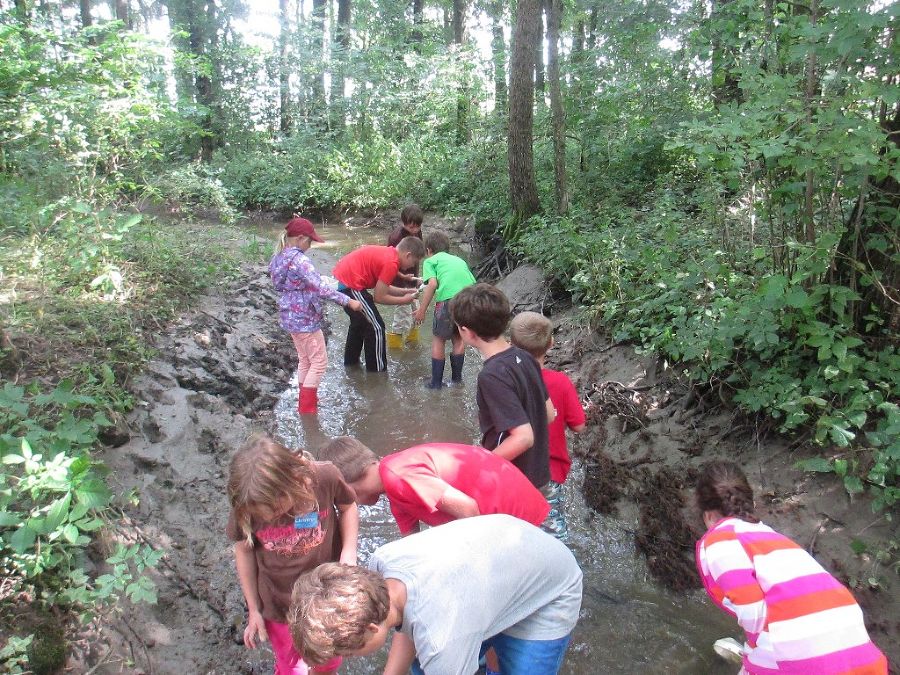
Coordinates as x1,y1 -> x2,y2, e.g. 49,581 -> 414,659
449,283 -> 556,489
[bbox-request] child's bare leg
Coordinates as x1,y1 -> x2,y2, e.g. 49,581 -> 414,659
431,336 -> 446,360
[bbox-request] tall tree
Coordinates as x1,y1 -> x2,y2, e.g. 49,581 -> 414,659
546,0 -> 567,213
507,0 -> 541,220
80,0 -> 93,27
279,0 -> 291,132
490,0 -> 507,124
330,0 -> 351,131
310,0 -> 327,113
534,0 -> 544,98
452,0 -> 469,144
114,0 -> 131,27
710,0 -> 741,105
411,0 -> 424,43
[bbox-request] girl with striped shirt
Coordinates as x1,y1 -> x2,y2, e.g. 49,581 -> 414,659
695,460 -> 887,674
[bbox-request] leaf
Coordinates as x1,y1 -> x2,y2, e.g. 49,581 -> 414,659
44,493 -> 72,532
829,424 -> 856,447
9,524 -> 37,553
849,539 -> 867,555
75,479 -> 112,508
62,524 -> 80,543
843,475 -> 864,496
796,457 -> 833,473
0,512 -> 23,527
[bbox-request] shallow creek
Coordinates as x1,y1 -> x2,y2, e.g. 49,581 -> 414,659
269,223 -> 736,674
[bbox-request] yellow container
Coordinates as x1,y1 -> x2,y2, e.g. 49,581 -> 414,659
406,327 -> 420,343
387,332 -> 404,349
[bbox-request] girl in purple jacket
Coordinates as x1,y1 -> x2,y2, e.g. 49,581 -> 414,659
270,217 -> 361,414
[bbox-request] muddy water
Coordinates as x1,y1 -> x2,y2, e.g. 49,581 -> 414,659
269,224 -> 736,674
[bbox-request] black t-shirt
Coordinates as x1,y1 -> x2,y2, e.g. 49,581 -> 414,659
476,346 -> 550,488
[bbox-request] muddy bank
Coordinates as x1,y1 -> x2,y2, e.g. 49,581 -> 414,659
91,265 -> 294,674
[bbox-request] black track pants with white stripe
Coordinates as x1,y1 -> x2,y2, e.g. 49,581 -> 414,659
341,288 -> 387,372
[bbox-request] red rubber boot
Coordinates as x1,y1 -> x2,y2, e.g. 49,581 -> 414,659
298,387 -> 318,414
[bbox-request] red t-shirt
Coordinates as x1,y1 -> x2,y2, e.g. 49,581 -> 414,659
542,368 -> 586,484
378,443 -> 551,535
332,245 -> 400,291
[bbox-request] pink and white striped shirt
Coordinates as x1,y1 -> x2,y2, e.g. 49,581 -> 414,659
696,517 -> 887,674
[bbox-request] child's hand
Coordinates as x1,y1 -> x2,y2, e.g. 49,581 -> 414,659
339,550 -> 357,566
412,307 -> 425,324
244,609 -> 269,649
348,299 -> 363,312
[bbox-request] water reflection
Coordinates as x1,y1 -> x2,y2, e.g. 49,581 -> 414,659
270,222 -> 736,674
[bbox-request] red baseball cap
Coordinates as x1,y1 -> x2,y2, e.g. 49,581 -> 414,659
285,217 -> 324,243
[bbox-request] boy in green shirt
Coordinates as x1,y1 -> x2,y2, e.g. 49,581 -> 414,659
412,231 -> 477,388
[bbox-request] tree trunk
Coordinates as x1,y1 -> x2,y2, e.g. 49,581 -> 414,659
115,0 -> 131,28
279,0 -> 292,133
547,0 -> 567,214
453,0 -> 468,145
491,0 -> 507,124
802,0 -> 818,245
14,0 -> 32,25
411,0 -> 424,43
534,0 -> 545,99
508,0 -> 542,221
79,0 -> 92,27
311,0 -> 327,112
331,0 -> 351,132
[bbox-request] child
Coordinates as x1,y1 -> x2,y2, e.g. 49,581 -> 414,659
450,283 -> 555,490
695,460 -> 887,674
287,515 -> 583,675
332,237 -> 426,372
316,437 -> 550,535
510,311 -> 586,540
412,231 -> 476,388
270,217 -> 363,415
386,204 -> 424,349
226,434 -> 360,675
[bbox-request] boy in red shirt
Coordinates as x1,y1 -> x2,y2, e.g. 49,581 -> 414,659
510,311 -> 586,541
332,237 -> 426,372
316,437 -> 550,535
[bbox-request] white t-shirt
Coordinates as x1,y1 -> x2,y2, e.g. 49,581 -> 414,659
367,514 -> 583,675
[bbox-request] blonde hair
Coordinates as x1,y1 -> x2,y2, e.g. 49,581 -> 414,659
288,563 -> 390,665
509,311 -> 553,359
275,231 -> 310,254
227,433 -> 317,544
316,437 -> 378,483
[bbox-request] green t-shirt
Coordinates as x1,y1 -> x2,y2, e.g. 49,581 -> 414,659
422,251 -> 476,302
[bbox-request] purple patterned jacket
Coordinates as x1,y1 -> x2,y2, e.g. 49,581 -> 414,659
269,247 -> 349,333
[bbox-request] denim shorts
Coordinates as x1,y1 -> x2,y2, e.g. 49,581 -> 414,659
411,632 -> 572,675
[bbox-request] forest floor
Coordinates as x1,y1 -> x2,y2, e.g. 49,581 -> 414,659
69,228 -> 898,673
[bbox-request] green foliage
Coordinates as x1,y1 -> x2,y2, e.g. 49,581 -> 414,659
0,380 -> 161,614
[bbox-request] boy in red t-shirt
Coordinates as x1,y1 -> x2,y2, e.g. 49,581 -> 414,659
510,311 -> 586,541
332,238 -> 426,372
316,437 -> 550,535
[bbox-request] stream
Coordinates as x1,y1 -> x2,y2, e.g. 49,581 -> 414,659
267,222 -> 737,674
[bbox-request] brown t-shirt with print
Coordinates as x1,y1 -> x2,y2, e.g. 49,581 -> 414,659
226,462 -> 355,623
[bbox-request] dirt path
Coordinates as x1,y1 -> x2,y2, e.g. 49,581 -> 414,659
88,258 -> 897,673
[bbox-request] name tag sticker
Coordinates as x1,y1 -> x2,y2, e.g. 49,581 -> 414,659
294,511 -> 319,530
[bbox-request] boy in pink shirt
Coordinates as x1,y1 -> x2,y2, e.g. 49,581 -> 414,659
510,312 -> 586,541
316,438 -> 550,535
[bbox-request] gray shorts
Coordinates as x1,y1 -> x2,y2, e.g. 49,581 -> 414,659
433,301 -> 457,340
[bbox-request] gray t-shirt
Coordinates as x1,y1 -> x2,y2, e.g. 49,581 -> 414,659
367,514 -> 583,675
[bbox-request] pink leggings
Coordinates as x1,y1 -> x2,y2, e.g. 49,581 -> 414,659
265,619 -> 342,674
291,331 -> 327,389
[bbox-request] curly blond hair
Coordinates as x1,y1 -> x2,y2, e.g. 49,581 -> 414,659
227,433 -> 317,544
287,563 -> 390,665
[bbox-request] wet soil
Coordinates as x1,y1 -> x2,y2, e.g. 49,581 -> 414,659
78,230 -> 898,673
